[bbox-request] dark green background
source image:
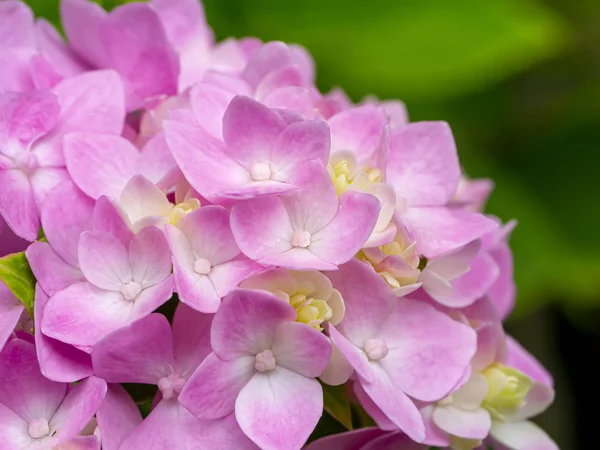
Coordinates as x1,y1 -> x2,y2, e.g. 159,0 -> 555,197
24,1 -> 600,448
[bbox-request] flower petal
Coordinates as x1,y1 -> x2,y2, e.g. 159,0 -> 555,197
95,384 -> 142,450
79,230 -> 131,290
92,314 -> 174,384
34,286 -> 92,382
236,368 -> 323,450
271,321 -> 331,377
0,169 -> 38,241
172,302 -> 213,376
179,353 -> 255,419
211,289 -> 296,360
387,122 -> 460,206
50,376 -> 107,441
490,420 -> 558,450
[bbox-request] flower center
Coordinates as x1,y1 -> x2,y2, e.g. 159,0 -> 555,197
482,364 -> 533,420
291,229 -> 311,248
327,160 -> 351,195
193,258 -> 212,275
169,198 -> 201,226
120,281 -> 142,301
28,418 -> 50,439
255,349 -> 276,372
289,293 -> 333,331
250,162 -> 271,181
158,373 -> 187,400
13,151 -> 39,172
364,338 -> 389,361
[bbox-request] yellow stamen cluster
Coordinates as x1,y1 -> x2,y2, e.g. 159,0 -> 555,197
326,161 -> 352,195
482,364 -> 533,420
288,293 -> 333,331
169,198 -> 201,225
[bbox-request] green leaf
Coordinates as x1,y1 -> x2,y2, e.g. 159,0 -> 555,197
0,251 -> 36,318
322,383 -> 353,430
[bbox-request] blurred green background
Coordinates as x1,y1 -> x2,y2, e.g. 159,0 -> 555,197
25,0 -> 600,448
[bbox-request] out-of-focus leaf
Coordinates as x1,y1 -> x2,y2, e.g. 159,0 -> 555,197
322,383 -> 353,430
0,251 -> 36,318
204,0 -> 571,101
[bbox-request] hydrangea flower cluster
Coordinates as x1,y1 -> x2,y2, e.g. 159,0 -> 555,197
0,0 -> 557,449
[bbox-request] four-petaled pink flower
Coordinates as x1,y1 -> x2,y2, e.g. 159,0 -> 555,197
180,289 -> 332,450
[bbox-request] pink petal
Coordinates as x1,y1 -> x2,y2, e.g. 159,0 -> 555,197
34,286 -> 92,382
179,352 -> 255,419
421,405 -> 452,447
230,196 -> 294,262
402,206 -> 498,258
236,368 -> 323,450
242,41 -> 311,89
129,226 -> 171,289
326,259 -> 396,347
255,65 -> 308,99
139,133 -> 177,186
310,191 -> 380,265
432,405 -> 491,440
304,428 -> 389,450
60,0 -> 108,68
490,421 -> 558,450
50,376 -> 107,441
95,384 -> 142,450
488,242 -> 516,320
379,299 -> 476,402
271,321 -> 331,377
40,181 -> 94,267
51,69 -> 125,136
91,196 -> 133,247
190,82 -> 241,140
353,381 -> 397,431
387,122 -> 460,206
269,119 -> 330,180
101,3 -> 179,110
360,365 -> 425,442
211,289 -> 296,360
163,119 -> 250,202
0,0 -> 34,48
34,19 -> 87,78
178,206 -> 240,265
64,132 -> 140,199
92,314 -> 174,384
430,252 -> 500,308
328,326 -> 374,383
222,95 -> 287,170
29,168 -> 70,210
319,341 -> 354,386
209,258 -> 264,298
60,434 -> 101,450
0,403 -> 29,449
129,276 -> 173,319
172,302 -> 213,376
78,230 -> 131,291
329,104 -> 388,167
262,86 -> 321,119
506,335 -> 554,387
116,175 -> 171,230
0,48 -> 36,93
0,169 -> 38,241
0,338 -> 67,422
42,282 -> 133,348
0,282 -> 23,350
0,90 -> 60,142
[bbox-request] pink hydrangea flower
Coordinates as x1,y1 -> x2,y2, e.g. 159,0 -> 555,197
91,303 -> 257,449
180,289 -> 332,450
0,282 -> 24,350
165,205 -> 263,313
42,225 -> 173,349
0,70 -> 124,240
386,122 -> 498,258
0,338 -> 106,449
165,95 -> 331,202
230,167 -> 380,270
326,260 -> 476,442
